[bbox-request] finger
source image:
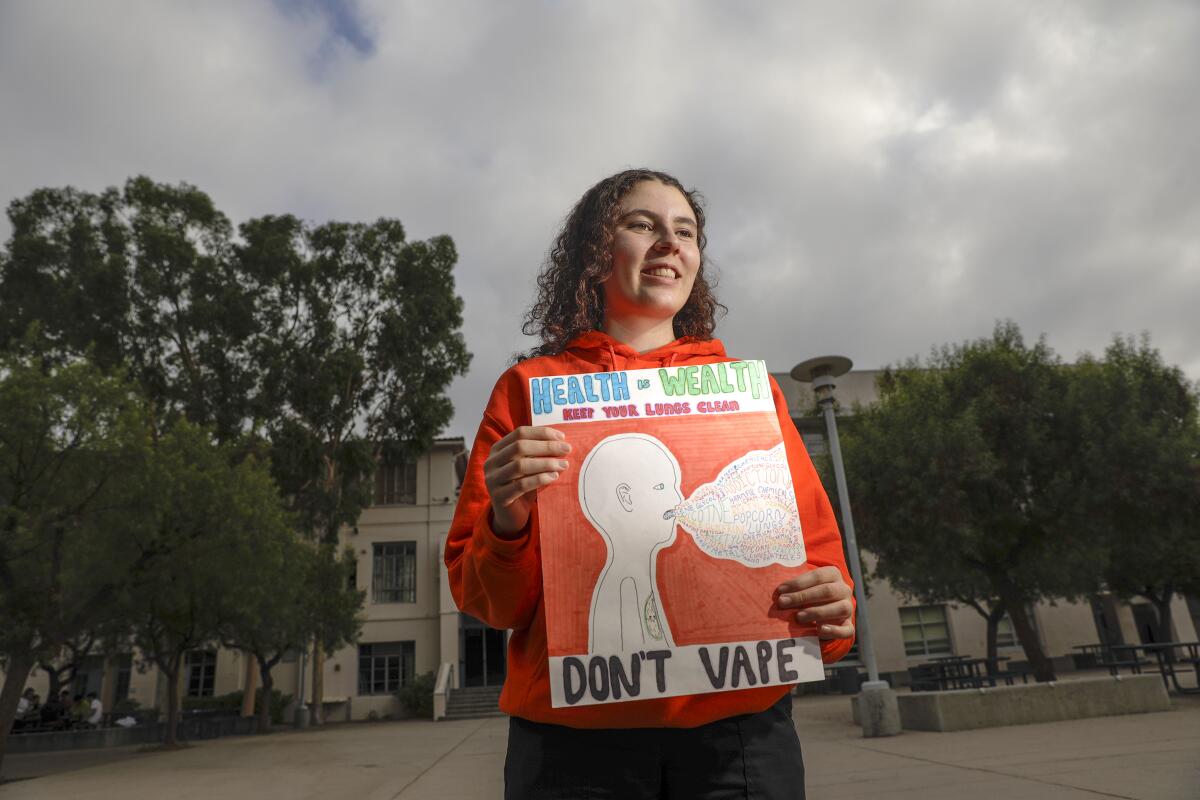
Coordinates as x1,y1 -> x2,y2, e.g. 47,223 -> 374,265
817,622 -> 856,640
497,471 -> 561,507
490,456 -> 570,485
488,436 -> 572,469
776,581 -> 850,608
792,599 -> 854,624
493,425 -> 566,451
776,565 -> 843,592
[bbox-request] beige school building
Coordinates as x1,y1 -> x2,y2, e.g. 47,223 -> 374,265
9,373 -> 1199,719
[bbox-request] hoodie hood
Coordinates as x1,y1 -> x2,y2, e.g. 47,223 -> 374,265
562,330 -> 728,371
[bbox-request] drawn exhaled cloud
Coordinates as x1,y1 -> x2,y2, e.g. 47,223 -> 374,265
672,443 -> 806,568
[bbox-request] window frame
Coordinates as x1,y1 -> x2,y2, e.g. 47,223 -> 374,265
185,649 -> 218,698
899,605 -> 952,657
357,641 -> 415,695
374,459 -> 418,505
372,541 -> 417,604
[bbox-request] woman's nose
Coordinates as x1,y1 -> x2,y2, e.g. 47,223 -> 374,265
654,231 -> 680,252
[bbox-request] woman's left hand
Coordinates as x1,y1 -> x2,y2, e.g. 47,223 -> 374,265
775,566 -> 855,640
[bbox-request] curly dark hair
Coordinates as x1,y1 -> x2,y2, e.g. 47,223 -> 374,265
520,168 -> 724,359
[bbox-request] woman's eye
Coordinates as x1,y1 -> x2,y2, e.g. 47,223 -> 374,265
653,483 -> 664,490
677,229 -> 695,239
630,221 -> 652,231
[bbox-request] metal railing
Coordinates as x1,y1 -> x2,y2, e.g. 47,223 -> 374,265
433,662 -> 455,721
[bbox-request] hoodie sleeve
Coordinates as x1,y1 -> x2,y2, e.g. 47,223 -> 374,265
444,372 -> 544,632
770,376 -> 857,664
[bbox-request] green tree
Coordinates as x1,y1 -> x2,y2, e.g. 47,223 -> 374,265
238,214 -> 470,721
220,538 -> 363,734
839,322 -> 1100,681
0,342 -> 154,773
125,421 -> 292,746
0,179 -> 255,443
2,180 -> 471,724
813,447 -> 1015,663
1072,336 -> 1200,639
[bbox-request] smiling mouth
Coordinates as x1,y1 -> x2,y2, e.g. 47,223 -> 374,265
642,265 -> 679,279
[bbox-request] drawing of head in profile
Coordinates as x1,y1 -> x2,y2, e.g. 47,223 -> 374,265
579,433 -> 682,653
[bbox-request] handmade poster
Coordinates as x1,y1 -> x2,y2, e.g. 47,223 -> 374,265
531,360 -> 825,708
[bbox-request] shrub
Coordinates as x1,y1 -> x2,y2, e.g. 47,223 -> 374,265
112,697 -> 142,714
181,688 -> 293,724
397,671 -> 436,719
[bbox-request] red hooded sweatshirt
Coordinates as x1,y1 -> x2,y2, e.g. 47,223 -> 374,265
445,331 -> 854,728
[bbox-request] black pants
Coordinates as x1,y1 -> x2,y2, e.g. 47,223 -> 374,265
504,694 -> 805,799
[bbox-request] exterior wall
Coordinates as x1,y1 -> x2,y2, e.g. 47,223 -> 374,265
328,439 -> 463,719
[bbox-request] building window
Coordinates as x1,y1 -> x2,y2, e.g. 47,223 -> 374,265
900,605 -> 952,656
374,459 -> 417,505
996,615 -> 1017,648
373,542 -> 417,603
186,650 -> 217,697
358,642 -> 414,695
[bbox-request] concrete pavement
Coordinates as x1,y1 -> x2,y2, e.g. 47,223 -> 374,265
2,693 -> 1197,799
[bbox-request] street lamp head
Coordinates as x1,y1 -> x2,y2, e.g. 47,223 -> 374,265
790,355 -> 853,383
790,355 -> 853,405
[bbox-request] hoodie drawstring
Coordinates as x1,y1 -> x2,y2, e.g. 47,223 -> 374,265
605,341 -> 618,371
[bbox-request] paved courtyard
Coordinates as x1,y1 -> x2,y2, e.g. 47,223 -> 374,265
3,693 -> 1198,799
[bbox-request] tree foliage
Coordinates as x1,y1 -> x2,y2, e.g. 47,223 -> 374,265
0,176 -> 468,730
0,340 -> 154,767
236,213 -> 469,718
1070,336 -> 1200,639
123,421 -> 296,746
219,538 -> 363,733
839,321 -> 1099,680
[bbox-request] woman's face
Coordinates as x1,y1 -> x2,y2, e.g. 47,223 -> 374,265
601,180 -> 701,329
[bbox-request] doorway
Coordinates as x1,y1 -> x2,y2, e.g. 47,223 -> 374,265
459,613 -> 507,688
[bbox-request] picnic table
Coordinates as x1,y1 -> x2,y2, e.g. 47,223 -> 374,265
1072,642 -> 1153,678
909,654 -> 1034,692
1109,642 -> 1200,694
911,656 -> 993,691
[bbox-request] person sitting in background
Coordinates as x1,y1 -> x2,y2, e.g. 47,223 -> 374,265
70,693 -> 90,726
39,690 -> 68,731
86,692 -> 104,727
12,688 -> 38,732
15,688 -> 34,717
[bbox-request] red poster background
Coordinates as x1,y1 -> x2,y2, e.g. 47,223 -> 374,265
538,410 -> 809,658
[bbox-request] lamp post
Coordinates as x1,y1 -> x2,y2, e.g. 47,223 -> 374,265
791,356 -> 900,737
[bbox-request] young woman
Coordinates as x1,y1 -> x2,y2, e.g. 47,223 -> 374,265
445,169 -> 855,799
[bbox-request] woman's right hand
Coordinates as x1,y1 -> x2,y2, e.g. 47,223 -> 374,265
484,425 -> 571,537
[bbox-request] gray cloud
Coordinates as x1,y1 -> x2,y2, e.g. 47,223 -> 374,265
2,0 -> 1196,439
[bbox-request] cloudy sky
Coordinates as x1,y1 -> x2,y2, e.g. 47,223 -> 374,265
2,0 -> 1197,439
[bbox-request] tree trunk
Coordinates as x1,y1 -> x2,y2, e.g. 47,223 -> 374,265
985,603 -> 1006,667
42,664 -> 63,700
256,659 -> 274,734
163,659 -> 181,747
963,599 -> 1006,669
310,640 -> 324,725
1005,598 -> 1056,682
1150,584 -> 1176,643
0,650 -> 37,778
240,652 -> 257,717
